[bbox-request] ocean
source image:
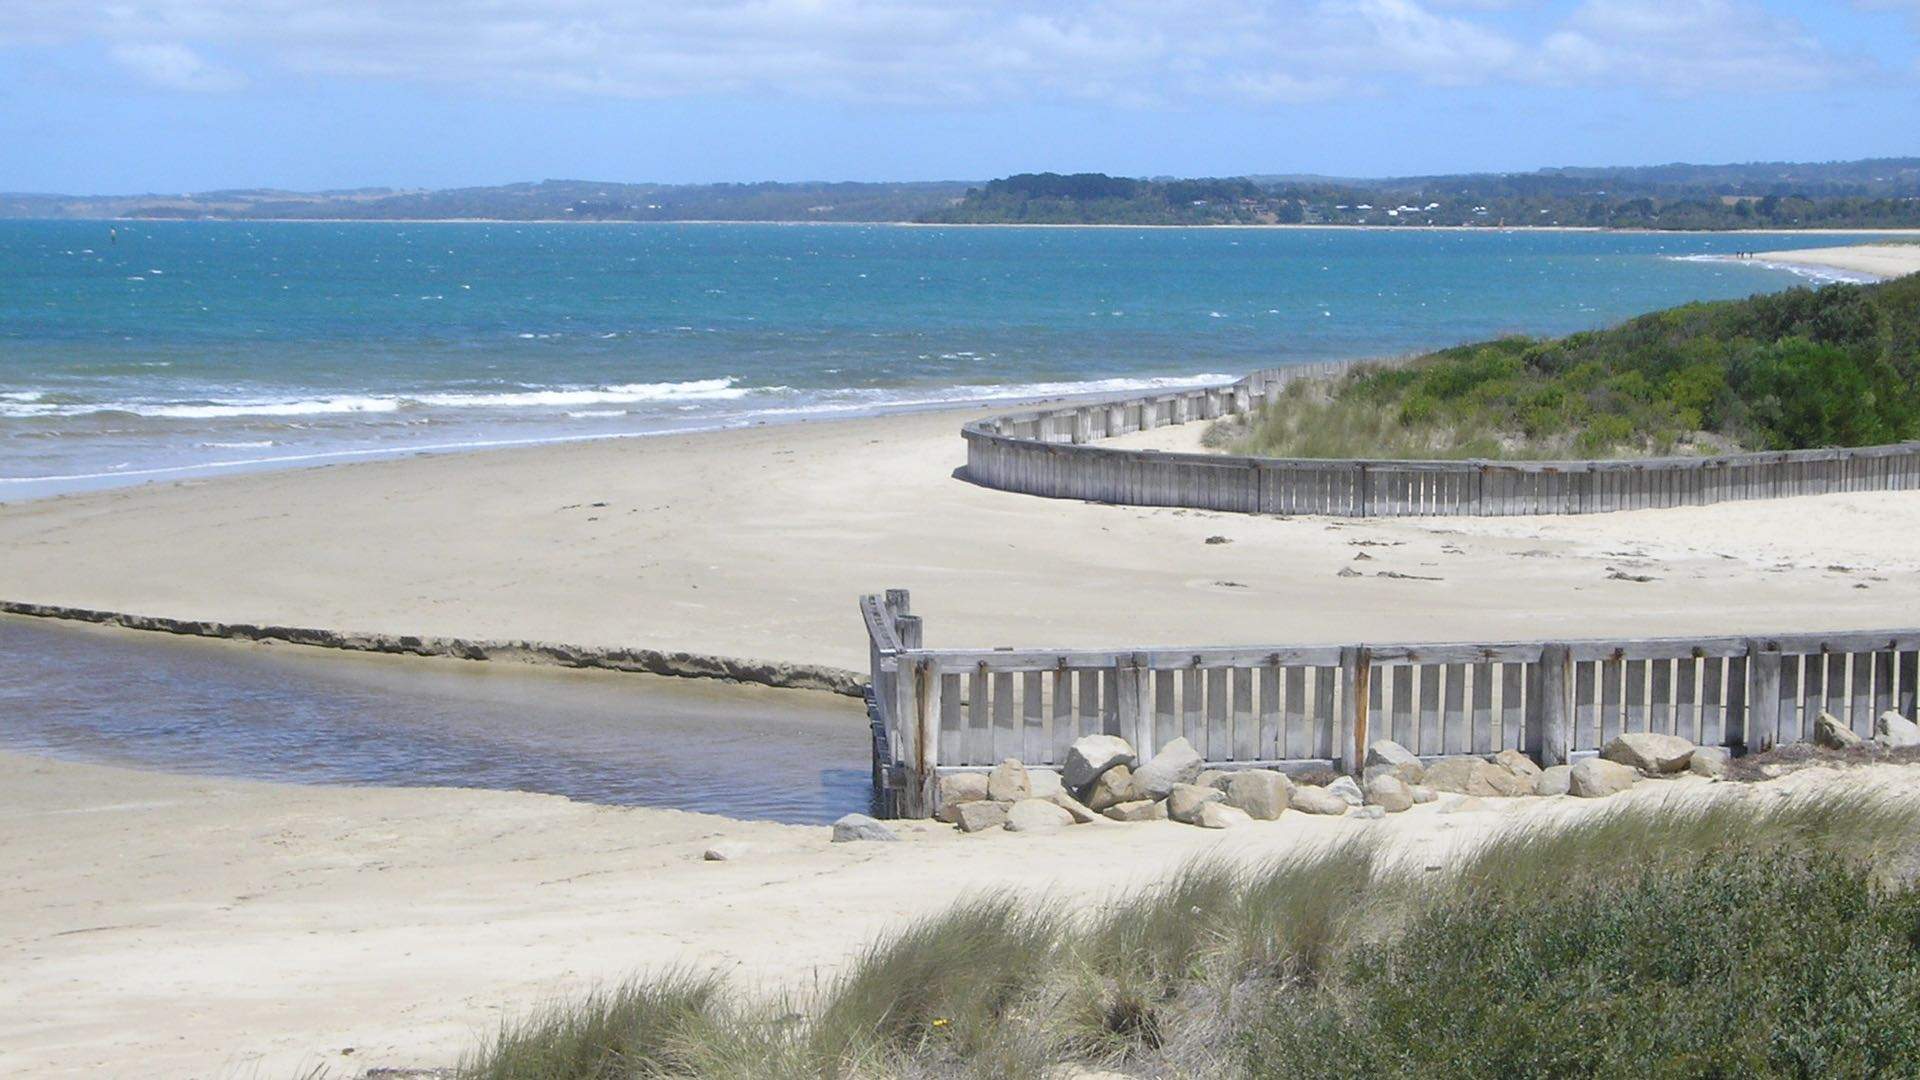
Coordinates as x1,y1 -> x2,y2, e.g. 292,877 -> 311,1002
0,220 -> 1882,500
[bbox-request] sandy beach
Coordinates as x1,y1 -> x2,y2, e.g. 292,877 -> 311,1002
1749,242 -> 1920,280
6,746 -> 1908,1078
4,404 -> 1919,676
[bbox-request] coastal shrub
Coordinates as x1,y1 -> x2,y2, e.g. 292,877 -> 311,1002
1223,274 -> 1920,460
459,792 -> 1920,1080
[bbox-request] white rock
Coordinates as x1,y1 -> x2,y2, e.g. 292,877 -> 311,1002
1132,737 -> 1204,799
1004,798 -> 1074,833
1491,748 -> 1542,780
1363,774 -> 1413,812
987,758 -> 1032,802
1533,764 -> 1573,796
1102,798 -> 1168,822
703,842 -> 753,861
1167,782 -> 1226,824
1569,757 -> 1638,798
1225,769 -> 1294,820
934,772 -> 991,823
1602,733 -> 1695,774
1365,739 -> 1420,770
1409,784 -> 1439,804
1063,735 -> 1136,790
1352,805 -> 1387,820
1875,711 -> 1920,749
956,800 -> 1010,833
1325,775 -> 1365,806
1196,802 -> 1254,829
1813,712 -> 1862,750
832,814 -> 899,842
1688,746 -> 1731,778
1050,792 -> 1102,824
1027,769 -> 1065,800
1290,786 -> 1350,816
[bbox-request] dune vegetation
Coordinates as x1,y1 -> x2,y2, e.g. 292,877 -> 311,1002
1209,275 -> 1920,461
462,789 -> 1920,1079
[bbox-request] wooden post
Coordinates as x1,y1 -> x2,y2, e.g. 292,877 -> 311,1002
1115,654 -> 1146,754
1745,638 -> 1781,754
1341,646 -> 1371,775
1536,644 -> 1571,766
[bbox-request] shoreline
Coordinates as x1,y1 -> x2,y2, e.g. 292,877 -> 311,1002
21,215 -> 1920,235
1746,242 -> 1920,280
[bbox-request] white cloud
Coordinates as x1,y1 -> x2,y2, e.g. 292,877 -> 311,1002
0,0 -> 1876,104
108,41 -> 247,92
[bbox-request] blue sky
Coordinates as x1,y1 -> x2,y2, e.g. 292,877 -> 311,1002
2,1 -> 1916,193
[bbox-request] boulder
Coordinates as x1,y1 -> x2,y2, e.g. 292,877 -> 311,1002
1224,769 -> 1293,820
1424,757 -> 1531,798
1491,748 -> 1542,780
1004,798 -> 1074,833
1813,711 -> 1863,750
1689,746 -> 1731,778
955,800 -> 1011,833
703,842 -> 753,861
1409,784 -> 1439,804
1049,792 -> 1102,825
1196,769 -> 1233,791
1103,798 -> 1168,822
1569,758 -> 1638,798
1196,803 -> 1254,829
1364,760 -> 1426,786
987,758 -> 1032,802
1132,737 -> 1205,799
1167,782 -> 1226,824
1062,735 -> 1136,790
1325,775 -> 1366,806
1364,741 -> 1427,785
1082,764 -> 1136,811
1352,805 -> 1387,820
1027,770 -> 1066,800
1363,774 -> 1414,813
1875,711 -> 1920,749
1290,786 -> 1350,816
934,773 -> 991,822
1365,739 -> 1421,770
832,814 -> 899,842
1602,733 -> 1695,774
1533,764 -> 1573,796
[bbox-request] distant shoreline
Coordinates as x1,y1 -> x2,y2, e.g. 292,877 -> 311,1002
14,216 -> 1920,235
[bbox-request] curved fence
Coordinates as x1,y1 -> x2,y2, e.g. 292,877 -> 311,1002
962,365 -> 1920,517
864,589 -> 1920,818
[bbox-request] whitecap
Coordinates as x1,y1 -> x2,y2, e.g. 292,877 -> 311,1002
413,378 -> 750,409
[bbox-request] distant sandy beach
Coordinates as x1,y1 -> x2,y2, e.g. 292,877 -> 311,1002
1748,242 -> 1920,280
4,404 -> 1920,673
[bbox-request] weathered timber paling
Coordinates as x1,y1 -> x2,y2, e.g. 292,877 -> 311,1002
862,590 -> 1920,817
963,364 -> 1920,518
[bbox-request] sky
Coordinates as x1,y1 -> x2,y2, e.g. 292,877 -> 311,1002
1,1 -> 1916,193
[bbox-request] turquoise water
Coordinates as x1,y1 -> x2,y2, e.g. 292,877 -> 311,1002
0,221 -> 1881,499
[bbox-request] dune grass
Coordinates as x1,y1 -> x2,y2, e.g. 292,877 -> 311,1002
460,789 -> 1920,1079
1210,275 -> 1920,461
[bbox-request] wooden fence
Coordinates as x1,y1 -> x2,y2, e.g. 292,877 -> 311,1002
864,590 -> 1919,817
962,365 -> 1920,517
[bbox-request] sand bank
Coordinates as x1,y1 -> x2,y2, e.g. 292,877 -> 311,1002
4,748 -> 1905,1077
3,405 -> 1919,675
1749,242 -> 1920,280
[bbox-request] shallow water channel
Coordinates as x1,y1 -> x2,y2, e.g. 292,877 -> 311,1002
0,616 -> 873,823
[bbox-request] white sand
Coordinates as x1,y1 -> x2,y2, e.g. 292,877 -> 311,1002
3,406 -> 1916,675
1750,243 -> 1920,280
5,748 -> 1906,1077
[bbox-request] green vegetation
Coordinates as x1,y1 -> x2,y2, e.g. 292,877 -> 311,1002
1215,274 -> 1920,460
460,791 -> 1920,1079
922,160 -> 1920,229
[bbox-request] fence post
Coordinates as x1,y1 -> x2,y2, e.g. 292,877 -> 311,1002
1341,646 -> 1371,775
1114,653 -> 1147,754
895,655 -> 938,818
1356,463 -> 1371,519
1745,638 -> 1781,754
1536,644 -> 1571,766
